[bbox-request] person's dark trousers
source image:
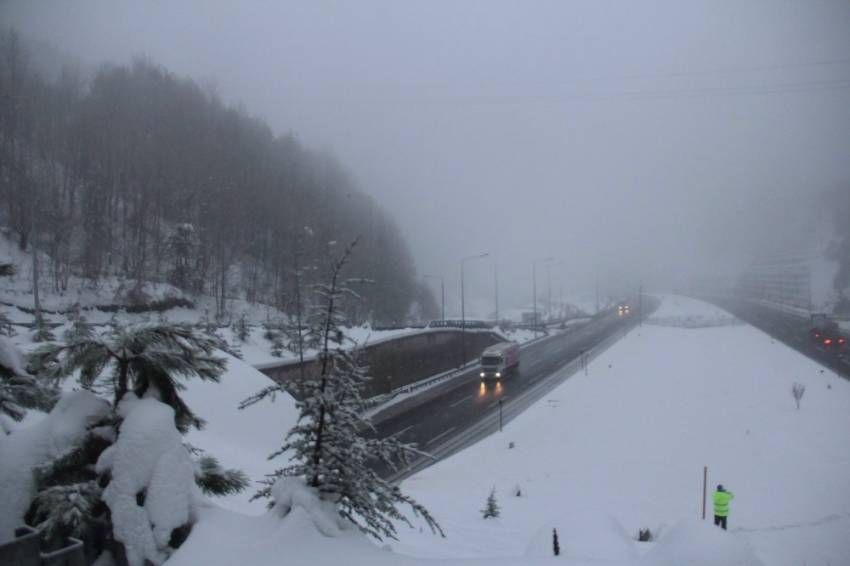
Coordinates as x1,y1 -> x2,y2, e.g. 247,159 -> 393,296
714,515 -> 727,530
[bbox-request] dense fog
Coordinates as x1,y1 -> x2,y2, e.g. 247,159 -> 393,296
3,0 -> 849,316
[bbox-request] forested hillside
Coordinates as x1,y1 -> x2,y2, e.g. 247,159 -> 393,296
0,29 -> 436,323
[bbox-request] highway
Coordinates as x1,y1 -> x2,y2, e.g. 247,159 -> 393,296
371,299 -> 656,481
705,297 -> 850,379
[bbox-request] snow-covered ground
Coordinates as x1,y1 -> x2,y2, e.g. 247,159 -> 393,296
164,295 -> 850,565
647,294 -> 738,328
181,354 -> 300,515
390,295 -> 850,566
6,293 -> 849,565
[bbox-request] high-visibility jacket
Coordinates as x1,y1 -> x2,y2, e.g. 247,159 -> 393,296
713,490 -> 734,517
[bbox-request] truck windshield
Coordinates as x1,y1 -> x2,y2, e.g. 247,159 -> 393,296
481,355 -> 502,367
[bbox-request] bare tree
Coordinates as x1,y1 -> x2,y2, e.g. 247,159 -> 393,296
791,382 -> 806,410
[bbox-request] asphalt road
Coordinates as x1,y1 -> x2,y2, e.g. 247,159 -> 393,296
371,300 -> 655,481
705,297 -> 850,379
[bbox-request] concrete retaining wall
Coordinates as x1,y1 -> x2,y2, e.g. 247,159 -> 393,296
257,329 -> 504,398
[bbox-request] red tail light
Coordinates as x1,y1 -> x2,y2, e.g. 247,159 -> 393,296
824,338 -> 833,345
840,338 -> 846,345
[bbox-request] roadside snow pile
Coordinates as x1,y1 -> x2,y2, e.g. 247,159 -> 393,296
166,483 -> 390,566
641,518 -> 762,566
648,295 -> 737,328
181,353 -> 299,514
525,509 -> 636,561
0,391 -> 110,543
270,478 -> 350,537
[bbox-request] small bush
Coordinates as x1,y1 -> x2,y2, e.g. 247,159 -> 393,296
481,487 -> 500,519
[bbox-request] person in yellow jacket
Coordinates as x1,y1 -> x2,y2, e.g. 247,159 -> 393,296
713,484 -> 734,530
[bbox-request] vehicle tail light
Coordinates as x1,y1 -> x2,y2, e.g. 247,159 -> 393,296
824,338 -> 832,345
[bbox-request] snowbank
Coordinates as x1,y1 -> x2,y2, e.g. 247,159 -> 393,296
181,354 -> 299,514
525,509 -> 636,561
0,391 -> 110,543
641,518 -> 762,566
648,295 -> 737,328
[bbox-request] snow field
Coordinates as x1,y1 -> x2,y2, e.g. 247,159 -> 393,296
389,295 -> 850,565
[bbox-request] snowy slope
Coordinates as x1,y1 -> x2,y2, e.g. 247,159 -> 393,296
391,295 -> 850,566
181,354 -> 299,515
164,295 -> 850,566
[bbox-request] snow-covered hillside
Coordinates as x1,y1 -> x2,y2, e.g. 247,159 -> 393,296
164,295 -> 850,566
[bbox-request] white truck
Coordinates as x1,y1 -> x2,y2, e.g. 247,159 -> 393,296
479,341 -> 520,380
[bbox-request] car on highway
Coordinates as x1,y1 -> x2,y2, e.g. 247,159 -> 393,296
618,304 -> 631,316
809,314 -> 846,352
480,341 -> 520,380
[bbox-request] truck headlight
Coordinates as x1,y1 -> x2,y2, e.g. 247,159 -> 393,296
496,372 -> 501,378
480,372 -> 485,377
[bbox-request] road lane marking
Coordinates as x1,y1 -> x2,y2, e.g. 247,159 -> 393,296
426,426 -> 457,447
449,396 -> 472,408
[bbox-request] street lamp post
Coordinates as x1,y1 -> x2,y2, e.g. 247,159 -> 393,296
424,274 -> 445,321
532,257 -> 555,336
461,252 -> 489,367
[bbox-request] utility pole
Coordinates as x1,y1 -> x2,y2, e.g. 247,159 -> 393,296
532,257 -> 555,336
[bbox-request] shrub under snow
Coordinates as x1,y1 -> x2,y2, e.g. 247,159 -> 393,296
97,396 -> 197,566
0,391 -> 110,543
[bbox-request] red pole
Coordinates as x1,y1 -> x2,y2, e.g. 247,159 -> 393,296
702,466 -> 707,520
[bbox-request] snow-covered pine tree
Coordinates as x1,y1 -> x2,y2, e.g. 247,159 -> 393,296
31,312 -> 55,342
1,336 -> 56,431
481,487 -> 500,519
63,306 -> 94,343
23,321 -> 247,563
245,238 -> 443,541
31,321 -> 226,430
232,313 -> 250,343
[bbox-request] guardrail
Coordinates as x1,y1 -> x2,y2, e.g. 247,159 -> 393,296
360,326 -> 560,416
386,303 -> 654,483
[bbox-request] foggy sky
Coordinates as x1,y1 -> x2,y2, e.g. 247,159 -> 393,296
4,0 -> 850,316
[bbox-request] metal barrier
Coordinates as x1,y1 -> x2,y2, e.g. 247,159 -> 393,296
0,526 -> 85,566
